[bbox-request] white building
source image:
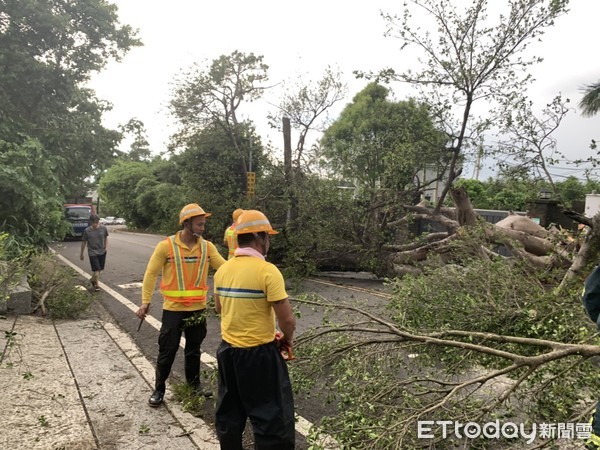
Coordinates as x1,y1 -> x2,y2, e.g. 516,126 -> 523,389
585,193 -> 600,218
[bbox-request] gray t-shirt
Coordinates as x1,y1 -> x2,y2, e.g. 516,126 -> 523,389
82,225 -> 109,256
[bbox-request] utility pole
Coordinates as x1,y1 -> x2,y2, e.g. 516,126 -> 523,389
283,117 -> 294,226
246,133 -> 255,199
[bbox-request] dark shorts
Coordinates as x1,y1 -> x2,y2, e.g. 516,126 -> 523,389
89,253 -> 106,272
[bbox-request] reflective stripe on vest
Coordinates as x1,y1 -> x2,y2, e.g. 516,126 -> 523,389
589,433 -> 600,447
225,225 -> 237,258
159,236 -> 208,304
589,413 -> 600,447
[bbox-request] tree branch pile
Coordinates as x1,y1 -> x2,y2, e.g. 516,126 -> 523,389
291,292 -> 600,449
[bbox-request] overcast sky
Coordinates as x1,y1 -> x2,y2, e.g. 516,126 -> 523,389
90,0 -> 600,180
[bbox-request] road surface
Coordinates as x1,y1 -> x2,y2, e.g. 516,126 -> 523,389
50,226 -> 392,449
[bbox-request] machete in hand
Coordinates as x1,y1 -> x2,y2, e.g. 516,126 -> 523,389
137,304 -> 150,332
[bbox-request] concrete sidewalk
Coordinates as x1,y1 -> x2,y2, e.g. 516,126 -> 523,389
0,311 -> 219,449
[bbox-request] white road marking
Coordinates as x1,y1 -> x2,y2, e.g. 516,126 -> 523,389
51,249 -> 338,448
51,249 -> 216,368
118,282 -> 143,289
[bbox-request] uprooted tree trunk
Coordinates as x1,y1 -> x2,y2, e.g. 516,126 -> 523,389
383,186 -> 600,283
558,213 -> 600,290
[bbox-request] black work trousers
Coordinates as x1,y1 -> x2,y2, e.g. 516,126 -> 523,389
155,309 -> 207,392
215,340 -> 295,450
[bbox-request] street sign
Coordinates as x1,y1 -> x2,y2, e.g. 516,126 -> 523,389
247,171 -> 255,199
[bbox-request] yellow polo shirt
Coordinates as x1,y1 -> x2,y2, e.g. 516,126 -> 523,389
214,255 -> 288,348
142,232 -> 225,311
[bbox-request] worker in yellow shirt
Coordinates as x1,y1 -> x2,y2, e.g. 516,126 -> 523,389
222,208 -> 244,259
135,203 -> 226,407
214,210 -> 296,449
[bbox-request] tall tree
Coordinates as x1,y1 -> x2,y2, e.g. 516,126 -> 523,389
321,82 -> 447,196
269,67 -> 347,173
319,82 -> 447,262
119,118 -> 151,162
268,67 -> 347,228
373,0 -> 569,213
169,51 -> 269,177
0,0 -> 141,244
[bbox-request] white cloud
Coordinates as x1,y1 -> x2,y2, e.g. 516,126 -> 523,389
90,0 -> 600,175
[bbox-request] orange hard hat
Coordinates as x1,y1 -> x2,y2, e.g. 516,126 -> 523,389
235,210 -> 278,235
179,203 -> 211,224
232,208 -> 245,222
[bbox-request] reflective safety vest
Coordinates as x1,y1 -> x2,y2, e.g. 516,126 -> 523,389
588,413 -> 600,448
225,225 -> 238,260
159,236 -> 208,306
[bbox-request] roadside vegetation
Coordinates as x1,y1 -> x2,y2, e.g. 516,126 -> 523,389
0,233 -> 92,319
2,0 -> 600,449
27,253 -> 94,319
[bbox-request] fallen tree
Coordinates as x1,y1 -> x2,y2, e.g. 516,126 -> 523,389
381,186 -> 599,282
290,245 -> 600,449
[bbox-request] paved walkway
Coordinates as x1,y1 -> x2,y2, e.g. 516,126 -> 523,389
0,310 -> 219,449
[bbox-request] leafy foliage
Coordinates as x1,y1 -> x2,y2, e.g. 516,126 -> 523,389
321,82 -> 447,195
98,160 -> 155,229
0,138 -> 69,247
280,176 -> 369,276
0,0 -> 140,247
292,231 -> 599,449
457,174 -> 599,211
99,124 -> 267,239
455,176 -> 539,211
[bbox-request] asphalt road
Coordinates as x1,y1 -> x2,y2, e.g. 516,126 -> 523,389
50,226 -> 393,448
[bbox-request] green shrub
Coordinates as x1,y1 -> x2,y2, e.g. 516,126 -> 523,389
27,253 -> 93,319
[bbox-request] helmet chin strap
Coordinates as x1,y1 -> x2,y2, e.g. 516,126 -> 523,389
185,221 -> 202,238
260,236 -> 268,256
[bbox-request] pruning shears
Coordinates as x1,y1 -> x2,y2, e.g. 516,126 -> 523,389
275,331 -> 296,361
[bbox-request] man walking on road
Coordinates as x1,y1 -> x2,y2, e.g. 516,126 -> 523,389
213,209 -> 296,450
135,203 -> 226,407
80,214 -> 108,292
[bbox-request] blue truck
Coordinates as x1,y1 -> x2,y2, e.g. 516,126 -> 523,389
64,204 -> 94,239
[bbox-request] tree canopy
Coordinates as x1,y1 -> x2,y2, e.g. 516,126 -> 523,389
0,0 -> 141,245
321,82 -> 447,196
169,51 -> 269,176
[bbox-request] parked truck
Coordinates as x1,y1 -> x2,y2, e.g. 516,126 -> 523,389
64,204 -> 95,239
